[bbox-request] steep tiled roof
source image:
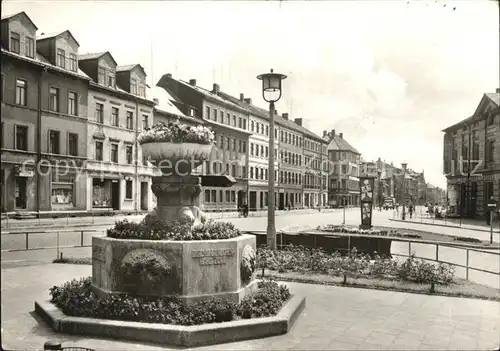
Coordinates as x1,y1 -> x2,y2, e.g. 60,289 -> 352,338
217,91 -> 325,142
37,30 -> 80,47
79,52 -> 106,61
1,11 -> 38,30
177,81 -> 245,112
485,92 -> 500,106
327,134 -> 360,155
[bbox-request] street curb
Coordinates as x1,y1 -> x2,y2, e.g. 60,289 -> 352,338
389,218 -> 500,234
34,294 -> 306,347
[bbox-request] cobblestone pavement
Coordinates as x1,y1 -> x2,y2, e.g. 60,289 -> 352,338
1,264 -> 499,351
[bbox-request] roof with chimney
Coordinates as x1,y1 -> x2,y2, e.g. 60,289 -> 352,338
325,131 -> 360,155
216,91 -> 325,142
147,86 -> 189,118
37,30 -> 80,47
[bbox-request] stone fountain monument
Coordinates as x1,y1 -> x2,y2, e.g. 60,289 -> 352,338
91,123 -> 258,303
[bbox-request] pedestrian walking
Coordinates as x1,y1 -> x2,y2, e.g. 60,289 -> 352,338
409,204 -> 414,219
395,202 -> 400,218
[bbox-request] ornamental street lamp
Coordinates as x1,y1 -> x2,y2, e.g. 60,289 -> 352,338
401,162 -> 407,220
257,69 -> 287,250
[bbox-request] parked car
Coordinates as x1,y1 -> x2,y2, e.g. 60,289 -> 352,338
383,198 -> 396,210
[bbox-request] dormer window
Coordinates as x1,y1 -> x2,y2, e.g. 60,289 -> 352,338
10,32 -> 20,54
138,84 -> 145,97
57,49 -> 65,68
69,54 -> 78,72
98,66 -> 105,85
108,75 -> 115,88
25,37 -> 34,58
131,79 -> 137,95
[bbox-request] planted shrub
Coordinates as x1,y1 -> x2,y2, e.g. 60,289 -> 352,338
257,244 -> 455,285
107,218 -> 241,241
49,277 -> 290,325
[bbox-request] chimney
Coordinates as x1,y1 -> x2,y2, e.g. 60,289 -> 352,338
339,133 -> 343,139
331,129 -> 335,137
153,98 -> 159,105
189,79 -> 196,86
282,113 -> 289,120
496,88 -> 500,93
240,93 -> 244,101
244,98 -> 252,104
212,83 -> 220,93
323,130 -> 328,137
294,118 -> 302,126
166,73 -> 172,79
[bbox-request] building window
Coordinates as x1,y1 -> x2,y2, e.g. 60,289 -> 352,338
131,78 -> 137,94
486,140 -> 495,163
126,111 -> 133,129
15,125 -> 28,151
219,110 -> 223,123
57,49 -> 65,68
95,141 -> 103,161
205,106 -> 210,119
112,107 -> 119,126
68,92 -> 77,116
68,133 -> 78,156
69,54 -> 78,72
49,87 -> 60,112
126,145 -> 133,164
242,141 -> 246,153
25,37 -> 34,58
111,143 -> 119,163
108,75 -> 115,88
204,189 -> 211,203
10,32 -> 20,54
226,113 -> 230,125
15,79 -> 27,106
139,85 -> 145,97
125,180 -> 133,199
226,137 -> 230,150
95,103 -> 104,123
142,115 -> 148,130
98,67 -> 105,85
49,130 -> 60,154
188,108 -> 195,117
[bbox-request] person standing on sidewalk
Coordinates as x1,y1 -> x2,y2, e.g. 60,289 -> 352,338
486,196 -> 497,225
408,204 -> 414,219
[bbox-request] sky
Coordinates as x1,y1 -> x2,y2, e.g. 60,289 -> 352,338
3,0 -> 499,188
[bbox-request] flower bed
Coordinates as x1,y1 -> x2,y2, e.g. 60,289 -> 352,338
138,122 -> 215,145
107,218 -> 241,241
49,278 -> 290,325
317,225 -> 422,239
257,245 -> 455,285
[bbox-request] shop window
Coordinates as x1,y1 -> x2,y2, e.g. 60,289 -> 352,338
125,180 -> 133,200
15,177 -> 27,209
92,178 -> 111,208
52,181 -> 74,208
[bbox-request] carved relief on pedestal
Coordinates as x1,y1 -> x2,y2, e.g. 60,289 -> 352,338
118,249 -> 172,296
240,245 -> 256,284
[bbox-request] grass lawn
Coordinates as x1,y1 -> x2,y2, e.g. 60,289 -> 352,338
261,269 -> 500,301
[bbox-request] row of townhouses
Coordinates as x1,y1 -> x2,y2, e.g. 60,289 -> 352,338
442,90 -> 500,219
0,10 -> 446,216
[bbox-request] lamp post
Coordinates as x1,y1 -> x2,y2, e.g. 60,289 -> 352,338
257,69 -> 287,250
401,162 -> 407,220
377,169 -> 382,211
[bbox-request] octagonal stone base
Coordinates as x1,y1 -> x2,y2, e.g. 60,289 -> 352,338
91,234 -> 258,304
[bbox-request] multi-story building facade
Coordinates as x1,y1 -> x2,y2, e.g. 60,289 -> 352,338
325,130 -> 361,206
1,12 -> 90,214
443,89 -> 500,219
216,91 -> 328,210
156,75 -> 251,212
78,52 -> 156,212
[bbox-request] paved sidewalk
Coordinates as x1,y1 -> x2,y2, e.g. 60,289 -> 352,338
2,264 -> 499,350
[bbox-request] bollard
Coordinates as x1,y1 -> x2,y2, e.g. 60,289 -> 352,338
44,340 -> 62,350
465,249 -> 469,280
25,232 -> 29,250
435,244 -> 439,262
430,281 -> 435,293
81,231 -> 84,246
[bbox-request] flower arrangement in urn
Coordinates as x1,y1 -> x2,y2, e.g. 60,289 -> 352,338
138,122 -> 215,145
